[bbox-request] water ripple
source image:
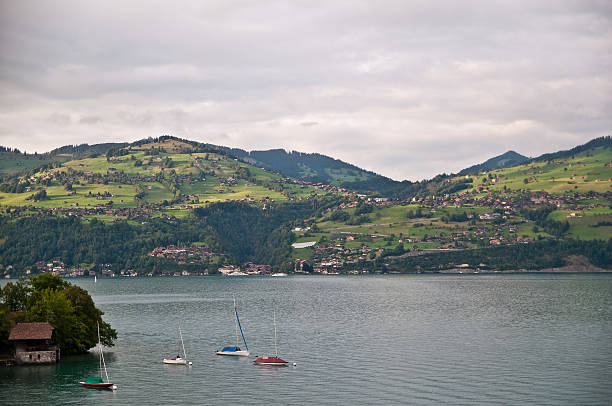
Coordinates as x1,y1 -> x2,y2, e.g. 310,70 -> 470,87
1,274 -> 611,405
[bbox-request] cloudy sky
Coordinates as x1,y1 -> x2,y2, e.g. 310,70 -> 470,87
0,1 -> 610,180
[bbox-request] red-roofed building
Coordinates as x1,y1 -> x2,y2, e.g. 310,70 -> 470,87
8,322 -> 60,365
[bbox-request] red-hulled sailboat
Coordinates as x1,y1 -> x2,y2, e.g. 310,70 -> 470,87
254,309 -> 288,366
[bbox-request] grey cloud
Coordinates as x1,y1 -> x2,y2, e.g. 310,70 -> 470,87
46,113 -> 71,126
0,1 -> 610,180
79,115 -> 102,125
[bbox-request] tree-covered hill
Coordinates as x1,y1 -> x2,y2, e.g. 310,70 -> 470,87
458,150 -> 530,175
220,146 -> 402,193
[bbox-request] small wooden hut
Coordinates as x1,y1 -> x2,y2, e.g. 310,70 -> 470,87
8,322 -> 60,365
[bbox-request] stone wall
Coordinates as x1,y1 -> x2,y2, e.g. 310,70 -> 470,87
15,350 -> 58,365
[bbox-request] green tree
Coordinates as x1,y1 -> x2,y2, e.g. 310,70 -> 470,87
26,288 -> 87,355
64,285 -> 117,348
29,273 -> 70,292
1,279 -> 32,311
0,307 -> 26,355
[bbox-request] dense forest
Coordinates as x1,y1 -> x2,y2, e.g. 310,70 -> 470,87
0,215 -> 213,272
0,197 -> 341,274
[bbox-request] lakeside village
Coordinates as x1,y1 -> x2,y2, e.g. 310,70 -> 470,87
2,246 -> 272,278
2,186 -> 609,278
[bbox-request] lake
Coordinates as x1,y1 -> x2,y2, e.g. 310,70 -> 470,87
1,274 -> 611,405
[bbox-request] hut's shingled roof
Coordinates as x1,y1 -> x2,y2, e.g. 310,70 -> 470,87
8,322 -> 54,340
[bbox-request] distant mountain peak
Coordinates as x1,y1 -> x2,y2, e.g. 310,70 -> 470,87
459,150 -> 530,175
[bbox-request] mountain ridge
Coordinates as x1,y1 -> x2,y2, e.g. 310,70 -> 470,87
2,136 -> 611,196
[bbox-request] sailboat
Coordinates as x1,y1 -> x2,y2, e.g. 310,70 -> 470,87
216,294 -> 250,356
253,308 -> 288,366
163,323 -> 190,365
79,322 -> 116,389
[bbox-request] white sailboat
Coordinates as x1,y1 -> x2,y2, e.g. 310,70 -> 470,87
79,322 -> 117,389
163,323 -> 191,365
216,294 -> 250,356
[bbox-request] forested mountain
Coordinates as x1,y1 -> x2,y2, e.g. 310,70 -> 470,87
459,150 -> 530,175
220,147 -> 402,192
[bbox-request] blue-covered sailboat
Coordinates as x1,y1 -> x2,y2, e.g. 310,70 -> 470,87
216,295 -> 250,356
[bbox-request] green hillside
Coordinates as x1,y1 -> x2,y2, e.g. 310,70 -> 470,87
463,144 -> 612,195
0,150 -> 67,178
0,137 -> 331,216
289,139 -> 612,272
0,143 -> 130,178
0,136 -> 610,277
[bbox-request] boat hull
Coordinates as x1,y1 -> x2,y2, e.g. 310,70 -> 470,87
79,382 -> 114,389
216,350 -> 250,356
163,358 -> 187,365
253,356 -> 288,366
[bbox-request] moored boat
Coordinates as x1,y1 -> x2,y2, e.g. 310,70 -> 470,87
216,295 -> 250,356
253,355 -> 288,366
79,377 -> 115,389
162,355 -> 188,365
163,323 -> 191,365
79,322 -> 116,390
253,308 -> 288,366
216,346 -> 250,356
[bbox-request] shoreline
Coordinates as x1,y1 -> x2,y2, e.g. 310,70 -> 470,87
3,268 -> 612,281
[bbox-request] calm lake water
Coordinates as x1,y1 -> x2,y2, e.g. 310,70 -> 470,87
1,274 -> 611,405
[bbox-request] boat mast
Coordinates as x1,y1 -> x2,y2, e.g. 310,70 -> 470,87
179,323 -> 187,360
98,339 -> 102,379
233,294 -> 239,347
98,322 -> 110,383
273,308 -> 278,357
234,294 -> 249,351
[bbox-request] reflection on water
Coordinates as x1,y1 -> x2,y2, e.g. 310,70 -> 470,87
1,274 -> 611,405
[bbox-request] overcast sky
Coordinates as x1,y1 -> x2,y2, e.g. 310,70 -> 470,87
0,1 -> 610,180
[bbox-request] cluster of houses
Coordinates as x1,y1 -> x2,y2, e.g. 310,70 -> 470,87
217,263 -> 272,275
278,177 -> 349,194
147,245 -> 218,264
34,259 -> 71,275
406,188 -> 611,213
